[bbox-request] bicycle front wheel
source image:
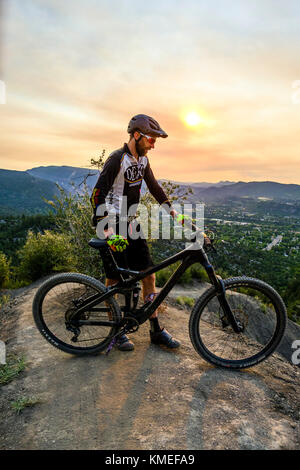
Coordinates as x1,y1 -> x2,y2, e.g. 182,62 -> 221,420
189,277 -> 287,369
32,273 -> 122,355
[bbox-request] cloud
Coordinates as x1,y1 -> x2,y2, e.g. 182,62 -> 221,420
1,0 -> 300,184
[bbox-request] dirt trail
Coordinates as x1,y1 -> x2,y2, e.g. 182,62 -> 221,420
0,280 -> 299,450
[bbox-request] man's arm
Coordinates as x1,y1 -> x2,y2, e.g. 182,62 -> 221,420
143,161 -> 173,211
90,153 -> 121,232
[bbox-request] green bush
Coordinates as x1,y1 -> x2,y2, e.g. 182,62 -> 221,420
155,261 -> 208,287
288,301 -> 300,325
155,261 -> 191,287
189,263 -> 209,282
0,251 -> 10,288
0,294 -> 10,309
17,230 -> 76,282
45,184 -> 104,279
176,296 -> 195,308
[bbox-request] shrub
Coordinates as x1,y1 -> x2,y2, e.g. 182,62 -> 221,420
155,261 -> 188,287
155,261 -> 208,287
288,301 -> 300,325
45,183 -> 104,279
190,263 -> 209,282
17,230 -> 76,282
176,296 -> 195,308
0,251 -> 10,288
0,294 -> 10,309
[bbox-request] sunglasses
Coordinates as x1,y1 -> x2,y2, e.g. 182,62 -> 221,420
139,132 -> 156,145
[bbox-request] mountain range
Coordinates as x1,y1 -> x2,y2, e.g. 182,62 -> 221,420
176,180 -> 300,203
0,169 -> 60,214
0,165 -> 300,214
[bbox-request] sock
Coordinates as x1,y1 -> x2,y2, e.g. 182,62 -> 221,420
145,292 -> 157,303
149,317 -> 162,333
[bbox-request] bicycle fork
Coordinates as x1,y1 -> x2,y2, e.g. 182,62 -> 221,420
202,255 -> 243,333
215,279 -> 244,333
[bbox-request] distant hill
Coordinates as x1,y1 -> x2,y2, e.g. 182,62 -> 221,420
27,166 -> 99,192
1,165 -> 300,215
26,166 -> 236,197
159,179 -> 234,188
0,169 -> 59,214
27,166 -> 300,202
174,181 -> 300,203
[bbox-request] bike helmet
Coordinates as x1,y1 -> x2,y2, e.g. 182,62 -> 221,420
127,114 -> 168,138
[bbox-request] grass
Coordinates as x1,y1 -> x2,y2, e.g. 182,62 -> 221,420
176,296 -> 195,308
0,354 -> 26,385
11,396 -> 40,414
0,293 -> 11,309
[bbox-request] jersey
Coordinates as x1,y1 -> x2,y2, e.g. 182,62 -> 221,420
90,143 -> 171,227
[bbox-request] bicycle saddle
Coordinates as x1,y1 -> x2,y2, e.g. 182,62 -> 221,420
88,238 -> 108,250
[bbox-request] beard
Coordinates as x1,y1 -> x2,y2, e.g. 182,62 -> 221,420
135,139 -> 147,156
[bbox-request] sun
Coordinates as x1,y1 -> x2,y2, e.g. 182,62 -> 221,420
184,111 -> 204,127
182,110 -> 216,129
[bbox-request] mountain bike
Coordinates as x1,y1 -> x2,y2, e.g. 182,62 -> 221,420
32,226 -> 287,370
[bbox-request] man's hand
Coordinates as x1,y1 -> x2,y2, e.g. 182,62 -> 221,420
107,234 -> 129,252
174,212 -> 213,247
103,227 -> 115,239
169,209 -> 178,219
170,210 -> 192,225
176,213 -> 192,226
168,210 -> 191,225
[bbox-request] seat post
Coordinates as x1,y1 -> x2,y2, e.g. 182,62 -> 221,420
99,246 -> 126,282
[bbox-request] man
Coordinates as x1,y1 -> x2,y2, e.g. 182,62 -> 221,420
90,114 -> 180,351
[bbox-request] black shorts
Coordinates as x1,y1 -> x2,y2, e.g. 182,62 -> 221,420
100,219 -> 154,280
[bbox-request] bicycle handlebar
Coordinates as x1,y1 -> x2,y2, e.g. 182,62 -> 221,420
175,216 -> 216,252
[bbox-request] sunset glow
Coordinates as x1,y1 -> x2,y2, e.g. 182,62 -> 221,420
1,1 -> 300,183
184,112 -> 203,127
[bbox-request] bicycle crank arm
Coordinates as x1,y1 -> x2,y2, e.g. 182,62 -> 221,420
105,326 -> 132,356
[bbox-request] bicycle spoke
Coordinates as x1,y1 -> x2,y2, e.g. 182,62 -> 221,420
196,282 -> 279,362
40,281 -> 116,348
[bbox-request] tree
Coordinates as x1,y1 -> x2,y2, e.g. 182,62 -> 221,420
0,251 -> 10,288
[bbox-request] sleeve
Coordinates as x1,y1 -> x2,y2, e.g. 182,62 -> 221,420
90,153 -> 121,225
143,160 -> 172,210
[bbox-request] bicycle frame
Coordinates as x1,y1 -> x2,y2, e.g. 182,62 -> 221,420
72,241 -> 241,332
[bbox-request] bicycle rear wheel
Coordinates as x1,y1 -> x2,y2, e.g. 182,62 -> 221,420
189,277 -> 287,369
32,273 -> 122,355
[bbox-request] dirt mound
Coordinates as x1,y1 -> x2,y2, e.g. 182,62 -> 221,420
0,280 -> 299,450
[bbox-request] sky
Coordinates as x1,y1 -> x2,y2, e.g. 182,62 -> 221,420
1,0 -> 300,183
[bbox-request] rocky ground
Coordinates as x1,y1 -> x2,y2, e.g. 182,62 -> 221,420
0,278 -> 299,450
